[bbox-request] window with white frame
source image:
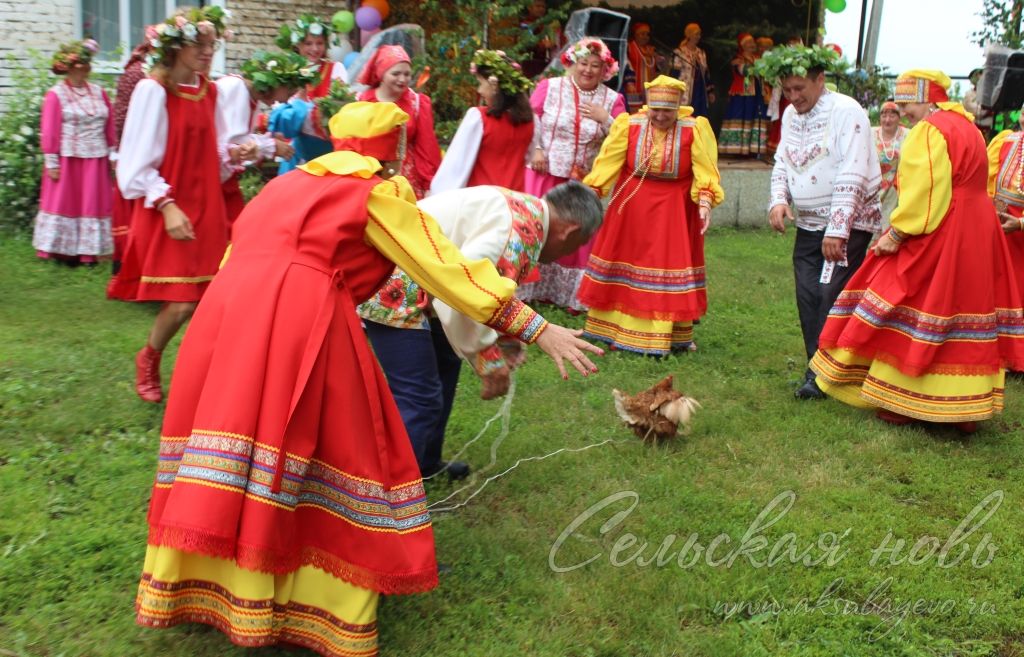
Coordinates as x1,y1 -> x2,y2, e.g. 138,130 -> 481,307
78,0 -> 226,73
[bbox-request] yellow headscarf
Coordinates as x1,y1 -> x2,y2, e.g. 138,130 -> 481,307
894,69 -> 951,104
301,101 -> 410,178
644,74 -> 687,109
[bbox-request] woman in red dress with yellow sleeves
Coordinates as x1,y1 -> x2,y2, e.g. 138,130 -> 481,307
579,76 -> 724,355
811,70 -> 1024,432
110,6 -> 230,404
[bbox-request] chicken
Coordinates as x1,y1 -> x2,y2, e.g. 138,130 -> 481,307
612,375 -> 701,441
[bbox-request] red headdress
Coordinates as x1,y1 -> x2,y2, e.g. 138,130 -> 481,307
631,22 -> 651,38
356,44 -> 411,88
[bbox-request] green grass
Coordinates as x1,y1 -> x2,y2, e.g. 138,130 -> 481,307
2,228 -> 1024,657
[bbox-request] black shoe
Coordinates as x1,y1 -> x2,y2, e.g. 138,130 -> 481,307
444,460 -> 470,481
795,377 -> 825,400
422,460 -> 471,481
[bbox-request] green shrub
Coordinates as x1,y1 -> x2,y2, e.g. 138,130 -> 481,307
0,52 -> 53,233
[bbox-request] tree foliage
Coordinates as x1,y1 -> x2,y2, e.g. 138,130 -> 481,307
391,0 -> 573,144
972,0 -> 1024,49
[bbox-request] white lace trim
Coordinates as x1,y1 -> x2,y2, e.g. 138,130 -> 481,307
32,210 -> 113,256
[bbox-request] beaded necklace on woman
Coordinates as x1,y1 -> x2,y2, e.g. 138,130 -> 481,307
877,127 -> 899,161
64,78 -> 100,116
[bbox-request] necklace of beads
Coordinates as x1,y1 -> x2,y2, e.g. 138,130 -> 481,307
64,79 -> 99,116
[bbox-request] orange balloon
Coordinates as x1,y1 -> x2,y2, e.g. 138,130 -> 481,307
361,0 -> 390,21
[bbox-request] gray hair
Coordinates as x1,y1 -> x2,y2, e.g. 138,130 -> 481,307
543,180 -> 604,240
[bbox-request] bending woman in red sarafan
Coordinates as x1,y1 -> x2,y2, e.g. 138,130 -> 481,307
134,99 -> 602,657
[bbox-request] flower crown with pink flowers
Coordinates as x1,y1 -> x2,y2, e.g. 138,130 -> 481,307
560,37 -> 619,81
144,5 -> 231,68
51,39 -> 100,74
470,49 -> 532,95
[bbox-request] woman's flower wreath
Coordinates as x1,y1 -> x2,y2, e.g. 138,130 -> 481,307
559,37 -> 619,82
470,50 -> 532,95
51,39 -> 100,74
144,5 -> 230,68
275,14 -> 332,51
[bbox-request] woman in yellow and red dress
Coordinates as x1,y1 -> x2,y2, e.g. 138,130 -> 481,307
811,70 -> 1024,432
578,76 -> 724,355
134,101 -> 602,656
987,102 -> 1024,293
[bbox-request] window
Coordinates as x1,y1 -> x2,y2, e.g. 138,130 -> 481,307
78,0 -> 226,73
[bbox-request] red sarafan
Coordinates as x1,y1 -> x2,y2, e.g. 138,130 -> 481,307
612,375 -> 701,441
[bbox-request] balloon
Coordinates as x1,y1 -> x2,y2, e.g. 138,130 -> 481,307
361,0 -> 390,22
355,6 -> 382,31
360,27 -> 380,48
328,39 -> 352,62
332,10 -> 355,34
824,0 -> 847,12
343,51 -> 360,69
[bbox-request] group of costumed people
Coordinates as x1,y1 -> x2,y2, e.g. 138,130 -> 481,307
622,23 -> 784,159
755,42 -> 1024,432
26,3 -> 1024,654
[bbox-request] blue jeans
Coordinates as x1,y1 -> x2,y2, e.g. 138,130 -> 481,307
363,319 -> 462,475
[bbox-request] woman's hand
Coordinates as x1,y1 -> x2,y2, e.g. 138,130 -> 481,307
274,139 -> 295,160
871,232 -> 900,256
583,102 -> 609,125
230,141 -> 258,164
45,167 -> 60,182
534,325 -> 603,380
530,147 -> 548,175
161,203 -> 196,241
999,211 -> 1021,234
699,206 -> 711,235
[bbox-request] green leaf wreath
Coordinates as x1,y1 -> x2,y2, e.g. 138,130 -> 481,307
750,44 -> 849,85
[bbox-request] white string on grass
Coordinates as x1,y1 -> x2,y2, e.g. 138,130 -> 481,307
427,438 -> 628,514
426,371 -> 629,513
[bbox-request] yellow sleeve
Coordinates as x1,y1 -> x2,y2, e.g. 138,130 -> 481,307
889,122 -> 952,236
689,116 -> 725,207
363,177 -> 548,343
581,112 -> 631,197
987,130 -> 1013,198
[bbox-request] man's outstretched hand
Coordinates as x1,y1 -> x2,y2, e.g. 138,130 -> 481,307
534,324 -> 604,380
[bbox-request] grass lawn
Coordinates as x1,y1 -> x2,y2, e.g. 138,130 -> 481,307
2,228 -> 1023,657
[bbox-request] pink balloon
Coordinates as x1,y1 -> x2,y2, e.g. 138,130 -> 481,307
355,6 -> 382,31
360,27 -> 381,48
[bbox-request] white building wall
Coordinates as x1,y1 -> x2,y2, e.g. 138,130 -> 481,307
0,0 -> 77,105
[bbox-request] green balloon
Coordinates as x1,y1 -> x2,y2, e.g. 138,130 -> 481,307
332,10 -> 355,33
825,0 -> 847,12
